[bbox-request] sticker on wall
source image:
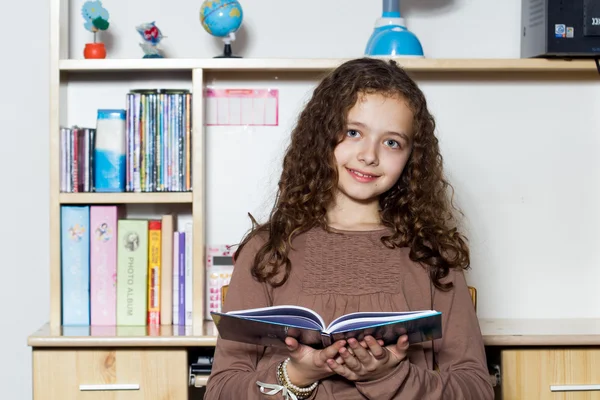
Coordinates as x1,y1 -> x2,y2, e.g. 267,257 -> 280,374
204,88 -> 279,126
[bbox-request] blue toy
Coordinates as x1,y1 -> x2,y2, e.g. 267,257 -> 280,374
136,21 -> 167,58
365,0 -> 424,57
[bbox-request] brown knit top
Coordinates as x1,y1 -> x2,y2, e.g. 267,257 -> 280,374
204,226 -> 494,399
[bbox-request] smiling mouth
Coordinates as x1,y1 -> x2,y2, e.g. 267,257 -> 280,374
346,168 -> 380,182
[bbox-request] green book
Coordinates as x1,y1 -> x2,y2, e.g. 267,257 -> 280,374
116,219 -> 149,326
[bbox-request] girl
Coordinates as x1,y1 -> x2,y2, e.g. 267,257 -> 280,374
204,57 -> 494,400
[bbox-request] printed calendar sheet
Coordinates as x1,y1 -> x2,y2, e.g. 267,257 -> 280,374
205,88 -> 279,126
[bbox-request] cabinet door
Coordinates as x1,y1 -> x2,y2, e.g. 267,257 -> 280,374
502,348 -> 600,399
33,349 -> 187,400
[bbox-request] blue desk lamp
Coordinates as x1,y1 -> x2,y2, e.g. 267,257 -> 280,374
365,0 -> 424,57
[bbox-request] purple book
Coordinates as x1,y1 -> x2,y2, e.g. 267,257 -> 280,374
179,231 -> 186,325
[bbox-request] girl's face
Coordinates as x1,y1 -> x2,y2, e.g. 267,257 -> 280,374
333,93 -> 414,206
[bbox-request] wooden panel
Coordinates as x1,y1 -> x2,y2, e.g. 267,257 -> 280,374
28,322 -> 218,347
480,319 -> 600,346
58,58 -> 600,73
502,349 -> 600,400
192,68 -> 206,333
59,193 -> 193,204
33,349 -> 187,399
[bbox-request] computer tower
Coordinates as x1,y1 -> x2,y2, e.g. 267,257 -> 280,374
521,0 -> 600,57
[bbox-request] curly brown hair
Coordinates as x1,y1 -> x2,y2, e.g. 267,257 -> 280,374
235,57 -> 469,291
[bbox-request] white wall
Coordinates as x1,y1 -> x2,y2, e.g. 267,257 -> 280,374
3,0 -> 600,398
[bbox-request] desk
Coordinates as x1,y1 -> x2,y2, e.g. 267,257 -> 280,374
28,318 -> 600,399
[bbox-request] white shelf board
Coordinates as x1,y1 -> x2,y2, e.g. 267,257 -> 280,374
58,57 -> 600,73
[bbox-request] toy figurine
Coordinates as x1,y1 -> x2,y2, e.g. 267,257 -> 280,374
81,0 -> 110,59
136,21 -> 167,58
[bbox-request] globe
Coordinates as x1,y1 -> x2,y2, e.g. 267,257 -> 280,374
200,0 -> 243,38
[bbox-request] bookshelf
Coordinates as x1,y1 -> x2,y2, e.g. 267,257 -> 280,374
43,57 -> 600,340
28,0 -> 600,398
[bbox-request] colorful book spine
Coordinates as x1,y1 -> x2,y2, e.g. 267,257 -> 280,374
178,231 -> 186,325
90,206 -> 118,326
60,206 -> 90,326
184,222 -> 193,326
160,215 -> 174,325
172,232 -> 179,325
116,219 -> 149,326
147,220 -> 162,325
125,89 -> 192,192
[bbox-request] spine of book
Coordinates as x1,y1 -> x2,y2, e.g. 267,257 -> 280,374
72,129 -> 79,192
184,222 -> 193,326
116,219 -> 149,326
160,214 -> 174,325
172,231 -> 179,325
320,333 -> 333,348
60,205 -> 90,326
133,93 -> 141,192
178,231 -> 186,325
186,92 -> 192,191
89,206 -> 118,326
147,220 -> 161,325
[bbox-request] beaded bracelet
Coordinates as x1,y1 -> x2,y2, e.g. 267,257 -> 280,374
277,358 -> 319,399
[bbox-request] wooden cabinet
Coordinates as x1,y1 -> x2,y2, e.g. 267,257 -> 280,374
32,349 -> 188,400
502,348 -> 600,400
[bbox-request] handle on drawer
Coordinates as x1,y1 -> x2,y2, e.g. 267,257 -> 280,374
551,384 -> 600,392
79,384 -> 140,391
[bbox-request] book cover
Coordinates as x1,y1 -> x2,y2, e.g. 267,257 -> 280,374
60,206 -> 90,326
89,205 -> 118,326
116,219 -> 149,326
147,220 -> 161,325
212,305 -> 442,349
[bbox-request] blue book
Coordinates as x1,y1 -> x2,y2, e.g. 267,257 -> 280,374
60,206 -> 90,326
211,305 -> 442,349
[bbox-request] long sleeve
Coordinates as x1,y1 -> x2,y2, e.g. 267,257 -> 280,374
204,235 -> 309,399
354,269 -> 494,400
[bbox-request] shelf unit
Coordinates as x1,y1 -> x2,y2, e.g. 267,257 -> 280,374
45,55 -> 600,339
45,55 -> 600,337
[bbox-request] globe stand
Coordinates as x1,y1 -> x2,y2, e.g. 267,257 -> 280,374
214,32 -> 242,58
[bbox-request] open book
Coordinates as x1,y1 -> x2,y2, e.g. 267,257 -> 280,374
211,305 -> 442,349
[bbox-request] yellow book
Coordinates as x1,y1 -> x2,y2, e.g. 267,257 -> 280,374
147,220 -> 162,325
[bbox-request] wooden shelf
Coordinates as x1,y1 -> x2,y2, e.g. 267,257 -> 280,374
479,318 -> 600,346
28,318 -> 600,348
59,192 -> 193,204
58,57 -> 600,73
27,322 -> 218,347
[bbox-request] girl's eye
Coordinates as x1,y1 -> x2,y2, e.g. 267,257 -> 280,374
385,139 -> 400,149
346,130 -> 361,138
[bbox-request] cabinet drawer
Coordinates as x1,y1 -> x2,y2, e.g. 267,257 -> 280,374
33,349 -> 187,400
502,348 -> 600,400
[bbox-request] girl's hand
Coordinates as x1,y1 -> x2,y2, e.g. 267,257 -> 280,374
326,335 -> 409,382
284,337 -> 346,387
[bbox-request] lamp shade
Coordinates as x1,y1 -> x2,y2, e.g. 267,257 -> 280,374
365,24 -> 424,57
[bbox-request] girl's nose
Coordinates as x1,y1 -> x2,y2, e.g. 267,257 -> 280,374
357,141 -> 378,166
